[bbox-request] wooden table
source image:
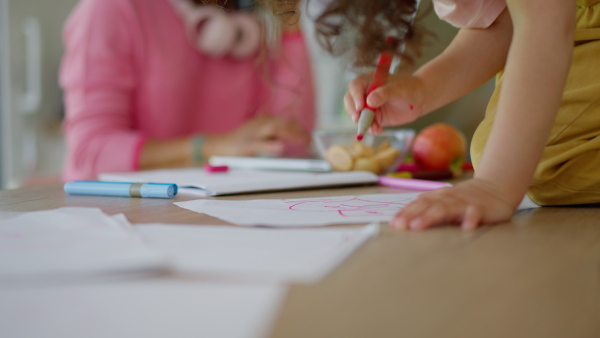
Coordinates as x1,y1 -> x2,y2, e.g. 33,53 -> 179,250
1,183 -> 600,338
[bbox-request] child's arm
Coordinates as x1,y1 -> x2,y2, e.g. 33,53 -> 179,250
345,9 -> 514,131
392,0 -> 575,230
468,0 -> 575,207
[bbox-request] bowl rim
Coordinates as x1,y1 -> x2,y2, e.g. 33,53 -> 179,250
312,129 -> 416,174
312,128 -> 415,137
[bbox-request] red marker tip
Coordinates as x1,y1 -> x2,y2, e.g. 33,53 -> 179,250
356,134 -> 364,141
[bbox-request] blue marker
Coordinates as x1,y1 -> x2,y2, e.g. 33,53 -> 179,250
64,181 -> 177,199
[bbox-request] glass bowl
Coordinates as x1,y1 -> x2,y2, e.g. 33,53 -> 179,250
313,129 -> 415,174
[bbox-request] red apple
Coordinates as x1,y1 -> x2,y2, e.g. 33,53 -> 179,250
411,123 -> 467,171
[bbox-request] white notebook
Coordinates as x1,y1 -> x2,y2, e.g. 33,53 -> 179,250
209,156 -> 332,172
100,168 -> 378,196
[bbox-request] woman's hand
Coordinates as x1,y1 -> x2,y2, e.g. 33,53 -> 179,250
390,178 -> 517,231
204,115 -> 311,158
344,73 -> 426,133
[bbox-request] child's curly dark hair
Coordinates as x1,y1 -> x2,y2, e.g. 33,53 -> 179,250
258,0 -> 424,68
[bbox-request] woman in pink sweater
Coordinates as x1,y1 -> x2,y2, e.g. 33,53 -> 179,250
60,0 -> 315,180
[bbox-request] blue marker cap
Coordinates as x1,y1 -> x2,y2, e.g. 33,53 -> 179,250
64,181 -> 178,199
140,183 -> 176,198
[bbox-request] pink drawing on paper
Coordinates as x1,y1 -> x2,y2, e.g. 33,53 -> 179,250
284,196 -> 414,218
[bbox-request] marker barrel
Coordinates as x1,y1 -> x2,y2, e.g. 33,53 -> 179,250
356,109 -> 375,138
64,181 -> 176,199
355,37 -> 396,139
378,176 -> 451,191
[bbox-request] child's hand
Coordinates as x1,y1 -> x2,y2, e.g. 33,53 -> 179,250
344,73 -> 426,133
206,115 -> 310,157
390,178 -> 517,231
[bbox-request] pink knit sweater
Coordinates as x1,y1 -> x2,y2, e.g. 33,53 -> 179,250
60,0 -> 315,180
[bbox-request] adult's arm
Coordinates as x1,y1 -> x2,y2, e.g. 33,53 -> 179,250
60,0 -> 147,180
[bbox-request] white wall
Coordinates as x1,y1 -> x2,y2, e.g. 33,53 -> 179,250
0,0 -> 10,188
0,0 -> 78,188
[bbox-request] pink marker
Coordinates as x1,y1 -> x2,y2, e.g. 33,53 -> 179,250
378,176 -> 452,191
204,164 -> 229,173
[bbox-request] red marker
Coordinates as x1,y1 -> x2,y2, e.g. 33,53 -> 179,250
356,36 -> 396,140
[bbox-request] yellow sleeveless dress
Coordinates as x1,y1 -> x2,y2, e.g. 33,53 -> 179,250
470,0 -> 600,206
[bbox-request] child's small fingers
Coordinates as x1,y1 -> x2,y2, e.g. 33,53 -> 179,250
343,93 -> 359,122
395,199 -> 432,226
348,79 -> 367,111
408,202 -> 452,230
461,205 -> 482,231
366,86 -> 389,108
370,120 -> 382,134
391,210 -> 413,230
369,114 -> 381,133
390,214 -> 408,230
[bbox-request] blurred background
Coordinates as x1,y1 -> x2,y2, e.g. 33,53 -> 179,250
0,0 -> 493,190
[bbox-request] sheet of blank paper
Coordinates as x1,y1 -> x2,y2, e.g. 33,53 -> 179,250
0,279 -> 285,338
135,223 -> 379,283
0,208 -> 166,281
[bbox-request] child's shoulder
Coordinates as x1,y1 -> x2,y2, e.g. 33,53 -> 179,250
433,0 -> 506,28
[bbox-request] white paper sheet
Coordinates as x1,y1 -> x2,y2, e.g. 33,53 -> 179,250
100,168 -> 378,196
0,279 -> 285,338
134,223 -> 379,283
518,195 -> 541,210
0,208 -> 167,281
175,193 -> 422,227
